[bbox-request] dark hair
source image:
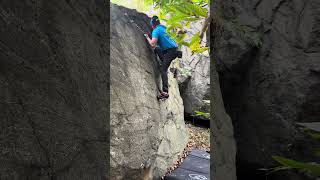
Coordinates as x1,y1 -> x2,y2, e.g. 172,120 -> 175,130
150,16 -> 160,26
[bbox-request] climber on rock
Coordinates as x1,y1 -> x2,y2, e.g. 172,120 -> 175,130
144,15 -> 182,100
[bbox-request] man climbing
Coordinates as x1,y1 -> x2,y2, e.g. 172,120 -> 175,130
144,16 -> 182,100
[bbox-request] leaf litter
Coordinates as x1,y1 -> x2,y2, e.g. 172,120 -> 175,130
161,122 -> 210,179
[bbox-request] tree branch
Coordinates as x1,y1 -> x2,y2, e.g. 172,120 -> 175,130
199,15 -> 212,42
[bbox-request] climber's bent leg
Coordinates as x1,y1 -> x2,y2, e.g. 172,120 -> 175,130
161,48 -> 178,93
154,47 -> 164,61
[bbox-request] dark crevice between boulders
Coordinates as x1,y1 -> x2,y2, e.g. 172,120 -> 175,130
184,113 -> 210,128
219,46 -> 260,120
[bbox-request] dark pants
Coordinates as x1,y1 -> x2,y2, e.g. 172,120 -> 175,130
154,47 -> 178,93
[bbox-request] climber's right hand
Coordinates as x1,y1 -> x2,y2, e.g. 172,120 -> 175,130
143,33 -> 148,38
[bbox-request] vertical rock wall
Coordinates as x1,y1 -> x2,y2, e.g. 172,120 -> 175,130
0,0 -> 108,179
110,4 -> 189,179
213,0 -> 320,178
210,2 -> 237,180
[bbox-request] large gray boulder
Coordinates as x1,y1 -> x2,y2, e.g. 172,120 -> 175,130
0,0 -> 108,179
110,4 -> 189,179
213,0 -> 320,176
210,58 -> 237,180
174,20 -> 211,116
210,4 -> 237,180
180,55 -> 210,115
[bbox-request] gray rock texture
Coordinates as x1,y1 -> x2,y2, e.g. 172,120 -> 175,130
110,4 -> 189,180
174,21 -> 211,116
213,0 -> 320,173
181,55 -> 210,115
0,0 -> 108,179
210,59 -> 237,180
210,3 -> 237,179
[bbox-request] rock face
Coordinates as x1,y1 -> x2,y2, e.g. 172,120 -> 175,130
0,0 -> 108,179
181,55 -> 210,115
110,4 -> 189,180
213,0 -> 320,177
174,21 -> 211,116
210,3 -> 237,180
210,59 -> 237,180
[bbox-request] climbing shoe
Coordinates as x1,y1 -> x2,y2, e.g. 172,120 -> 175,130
177,51 -> 182,58
157,92 -> 169,100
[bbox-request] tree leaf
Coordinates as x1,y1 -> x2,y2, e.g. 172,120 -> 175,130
272,156 -> 320,176
189,32 -> 201,47
184,2 -> 208,17
192,46 -> 209,53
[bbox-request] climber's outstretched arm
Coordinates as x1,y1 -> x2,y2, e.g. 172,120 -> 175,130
144,34 -> 157,48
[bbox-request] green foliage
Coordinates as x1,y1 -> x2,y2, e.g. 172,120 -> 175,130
145,0 -> 210,54
310,132 -> 320,140
272,156 -> 320,177
270,123 -> 320,177
111,0 -> 210,54
111,0 -> 151,12
193,47 -> 210,53
193,111 -> 210,119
